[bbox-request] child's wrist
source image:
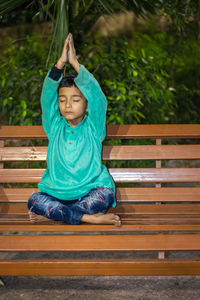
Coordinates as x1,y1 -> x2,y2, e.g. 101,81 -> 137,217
72,60 -> 80,73
55,59 -> 65,69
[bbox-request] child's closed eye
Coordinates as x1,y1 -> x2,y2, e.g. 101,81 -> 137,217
59,99 -> 80,103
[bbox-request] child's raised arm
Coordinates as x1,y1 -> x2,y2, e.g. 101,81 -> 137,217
74,65 -> 108,142
65,33 -> 108,142
41,33 -> 79,137
40,68 -> 63,138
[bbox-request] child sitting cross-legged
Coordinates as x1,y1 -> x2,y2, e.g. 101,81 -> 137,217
27,32 -> 121,226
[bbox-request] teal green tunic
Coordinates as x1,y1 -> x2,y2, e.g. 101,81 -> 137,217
38,64 -> 117,208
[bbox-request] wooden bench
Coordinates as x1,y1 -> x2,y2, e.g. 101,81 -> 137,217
0,124 -> 200,276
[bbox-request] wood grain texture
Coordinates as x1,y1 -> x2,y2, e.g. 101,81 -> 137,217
1,234 -> 200,251
1,224 -> 200,232
1,124 -> 200,139
1,145 -> 200,161
1,168 -> 200,183
1,259 -> 200,276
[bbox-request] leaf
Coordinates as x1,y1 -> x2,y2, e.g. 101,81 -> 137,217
20,100 -> 27,109
141,48 -> 146,58
22,110 -> 27,118
109,114 -> 115,121
1,77 -> 6,88
137,111 -> 145,119
133,70 -> 138,77
116,116 -> 123,124
119,86 -> 126,94
0,0 -> 27,15
3,98 -> 8,106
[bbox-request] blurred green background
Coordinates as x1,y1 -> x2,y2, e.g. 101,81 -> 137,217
1,0 -> 199,126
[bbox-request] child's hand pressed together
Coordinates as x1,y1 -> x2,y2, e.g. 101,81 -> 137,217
55,32 -> 80,73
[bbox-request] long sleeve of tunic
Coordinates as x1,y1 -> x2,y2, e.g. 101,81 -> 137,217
38,63 -> 117,208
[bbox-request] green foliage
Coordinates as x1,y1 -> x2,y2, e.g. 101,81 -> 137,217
1,30 -> 199,126
80,33 -> 176,124
170,39 -> 200,123
0,0 -> 161,65
79,31 -> 200,124
159,0 -> 200,38
1,34 -> 52,125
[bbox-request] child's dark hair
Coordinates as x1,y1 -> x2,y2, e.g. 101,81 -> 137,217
58,73 -> 78,91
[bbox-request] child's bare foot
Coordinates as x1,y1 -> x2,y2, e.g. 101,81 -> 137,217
28,211 -> 64,224
28,211 -> 51,223
81,212 -> 121,226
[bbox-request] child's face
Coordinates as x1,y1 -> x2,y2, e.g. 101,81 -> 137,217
58,85 -> 88,128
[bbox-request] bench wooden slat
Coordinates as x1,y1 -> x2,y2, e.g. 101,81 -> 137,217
1,259 -> 200,276
104,145 -> 200,160
1,187 -> 200,202
2,214 -> 200,225
1,224 -> 200,232
2,204 -> 200,215
2,145 -> 200,161
1,124 -> 200,139
0,147 -> 47,161
108,124 -> 200,139
1,168 -> 200,183
0,126 -> 46,139
111,168 -> 200,182
1,234 -> 200,251
120,217 -> 200,224
1,218 -> 200,227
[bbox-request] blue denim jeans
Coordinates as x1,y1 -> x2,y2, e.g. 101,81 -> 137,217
27,187 -> 115,225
